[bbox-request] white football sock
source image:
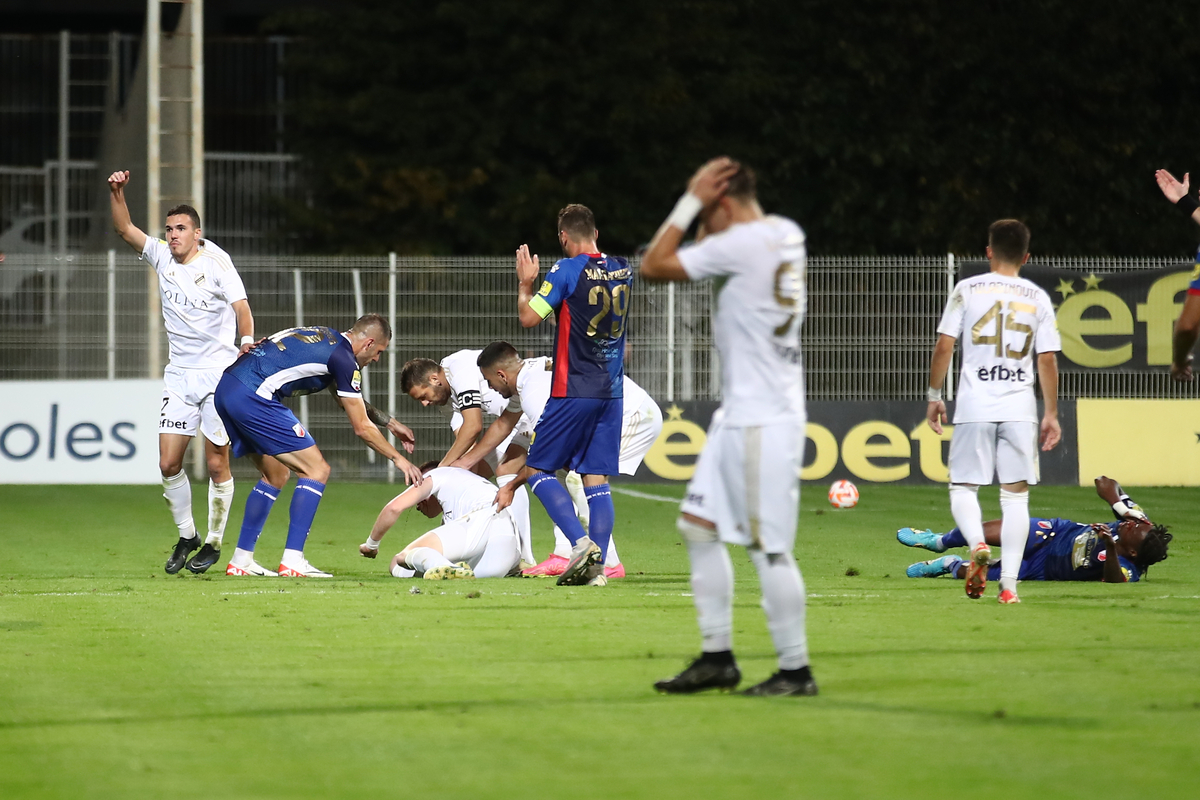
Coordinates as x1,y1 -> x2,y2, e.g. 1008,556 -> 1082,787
998,488 -> 1030,593
748,549 -> 810,670
686,539 -> 734,653
281,548 -> 306,567
474,528 -> 520,578
206,478 -> 234,545
949,484 -> 986,551
565,470 -> 590,527
552,526 -> 571,559
497,474 -> 534,564
405,546 -> 452,575
231,547 -> 255,567
162,470 -> 196,540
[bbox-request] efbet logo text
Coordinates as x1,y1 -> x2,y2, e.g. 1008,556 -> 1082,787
975,365 -> 1028,382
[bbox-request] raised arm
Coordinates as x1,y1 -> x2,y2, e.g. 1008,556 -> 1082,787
1094,476 -> 1149,521
516,245 -> 547,328
452,408 -> 521,471
1156,170 -> 1200,380
641,157 -> 738,282
1155,169 -> 1200,226
925,334 -> 956,434
107,170 -> 148,254
1037,351 -> 1060,451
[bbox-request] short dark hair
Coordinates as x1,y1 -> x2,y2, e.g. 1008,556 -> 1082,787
988,219 -> 1030,264
350,312 -> 391,341
558,204 -> 596,242
166,204 -> 201,229
477,341 -> 520,370
1135,524 -> 1173,575
725,160 -> 757,202
400,358 -> 441,393
419,460 -> 440,473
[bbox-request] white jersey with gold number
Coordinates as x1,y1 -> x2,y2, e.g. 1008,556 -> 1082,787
677,216 -> 807,427
937,272 -> 1060,424
142,237 -> 247,370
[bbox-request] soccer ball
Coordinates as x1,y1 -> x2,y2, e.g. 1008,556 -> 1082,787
828,480 -> 859,509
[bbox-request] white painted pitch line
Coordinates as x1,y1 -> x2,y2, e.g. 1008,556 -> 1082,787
611,486 -> 681,503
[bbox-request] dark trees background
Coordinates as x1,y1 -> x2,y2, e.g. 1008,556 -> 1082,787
273,0 -> 1200,257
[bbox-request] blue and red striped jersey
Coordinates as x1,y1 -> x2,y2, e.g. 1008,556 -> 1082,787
536,253 -> 632,398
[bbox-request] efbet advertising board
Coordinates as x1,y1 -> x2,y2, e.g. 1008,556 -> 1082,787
0,380 -> 162,484
633,400 -> 1079,486
958,260 -> 1196,371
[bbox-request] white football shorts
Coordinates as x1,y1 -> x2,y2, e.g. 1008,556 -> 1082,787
680,411 -> 804,552
432,507 -> 520,577
948,421 -> 1039,485
160,365 -> 229,446
618,394 -> 664,476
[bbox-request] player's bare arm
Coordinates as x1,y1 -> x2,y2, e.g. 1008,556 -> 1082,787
1036,351 -> 1061,450
451,409 -> 520,471
361,481 -> 435,557
493,464 -> 535,511
925,334 -> 955,434
1095,475 -> 1149,521
516,245 -> 545,328
107,170 -> 148,253
440,406 -> 484,466
1155,169 -> 1200,226
641,157 -> 738,282
232,299 -> 256,355
338,394 -> 423,485
1094,525 -> 1128,583
363,396 -> 416,453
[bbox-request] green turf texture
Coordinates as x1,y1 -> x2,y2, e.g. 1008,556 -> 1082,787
0,481 -> 1196,799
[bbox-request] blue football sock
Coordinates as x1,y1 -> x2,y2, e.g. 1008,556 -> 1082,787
941,528 -> 967,549
285,478 -> 325,552
584,483 -> 614,561
236,480 -> 280,552
529,472 -> 587,546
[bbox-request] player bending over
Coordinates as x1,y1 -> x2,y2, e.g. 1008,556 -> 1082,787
109,169 -> 256,574
927,219 -> 1061,604
400,352 -> 535,564
494,204 -> 633,588
901,477 -> 1171,583
456,340 -> 664,579
360,462 -> 521,579
216,314 -> 422,577
640,157 -> 816,697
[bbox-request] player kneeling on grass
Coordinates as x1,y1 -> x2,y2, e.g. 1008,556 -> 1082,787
361,462 -> 521,580
900,476 -> 1172,584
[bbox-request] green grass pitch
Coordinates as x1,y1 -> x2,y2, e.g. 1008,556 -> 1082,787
0,481 -> 1197,799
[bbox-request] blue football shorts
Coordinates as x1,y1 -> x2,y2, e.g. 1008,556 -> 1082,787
526,396 -> 622,476
214,373 -> 317,458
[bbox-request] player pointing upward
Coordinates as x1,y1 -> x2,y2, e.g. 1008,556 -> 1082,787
109,169 -> 256,574
926,219 -> 1061,604
641,157 -> 816,697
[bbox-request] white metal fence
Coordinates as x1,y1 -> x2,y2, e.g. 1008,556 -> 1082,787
1,253 -> 1195,480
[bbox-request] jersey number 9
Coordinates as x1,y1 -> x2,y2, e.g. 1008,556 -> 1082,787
586,284 -> 630,339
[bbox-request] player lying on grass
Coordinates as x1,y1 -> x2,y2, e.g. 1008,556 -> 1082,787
900,476 -> 1172,584
400,352 -> 535,565
360,462 -> 521,579
453,341 -> 664,580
